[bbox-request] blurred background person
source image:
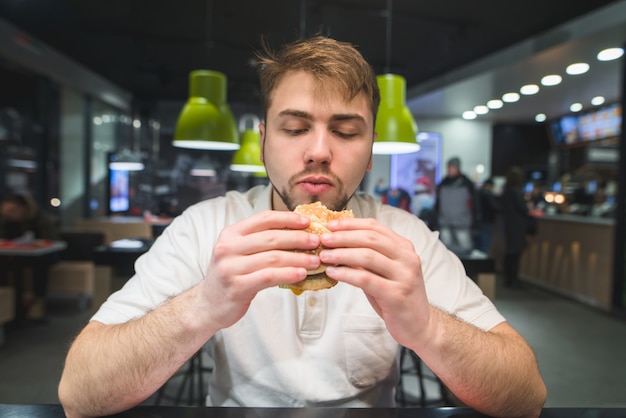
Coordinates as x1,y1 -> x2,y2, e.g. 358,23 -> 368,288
412,176 -> 436,230
501,167 -> 530,289
435,157 -> 479,255
0,193 -> 59,319
476,178 -> 501,254
374,178 -> 412,212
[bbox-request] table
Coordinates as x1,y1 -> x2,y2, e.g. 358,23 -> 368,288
94,238 -> 153,277
92,239 -> 153,312
1,405 -> 626,418
0,240 -> 67,322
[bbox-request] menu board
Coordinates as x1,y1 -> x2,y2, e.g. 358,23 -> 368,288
578,103 -> 621,142
550,103 -> 622,147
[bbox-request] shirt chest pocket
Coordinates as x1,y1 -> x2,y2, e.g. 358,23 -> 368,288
342,314 -> 398,388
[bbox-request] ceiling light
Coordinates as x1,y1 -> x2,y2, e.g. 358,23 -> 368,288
173,70 -> 239,150
487,99 -> 503,109
597,47 -> 624,61
541,75 -> 562,86
566,62 -> 590,75
373,74 -> 420,154
535,113 -> 547,123
520,84 -> 539,95
502,92 -> 520,103
231,129 -> 266,174
473,105 -> 489,115
570,103 -> 583,112
591,96 -> 605,106
109,149 -> 144,171
462,111 -> 477,120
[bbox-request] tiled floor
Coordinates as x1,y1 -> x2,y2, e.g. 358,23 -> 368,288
1,278 -> 625,407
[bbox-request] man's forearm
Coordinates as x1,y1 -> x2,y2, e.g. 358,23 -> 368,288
59,285 -> 214,418
414,307 -> 546,418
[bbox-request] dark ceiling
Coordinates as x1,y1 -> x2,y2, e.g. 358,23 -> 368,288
0,0 -> 621,107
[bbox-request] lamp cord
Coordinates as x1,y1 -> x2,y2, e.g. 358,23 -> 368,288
384,0 -> 393,74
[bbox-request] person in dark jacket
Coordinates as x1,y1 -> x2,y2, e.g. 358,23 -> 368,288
477,178 -> 501,254
435,157 -> 479,255
501,167 -> 530,288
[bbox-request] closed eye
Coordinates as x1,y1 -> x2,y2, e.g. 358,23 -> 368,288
333,131 -> 358,139
284,128 -> 308,136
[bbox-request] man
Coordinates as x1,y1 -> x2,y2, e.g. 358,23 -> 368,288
58,36 -> 546,418
0,193 -> 59,319
435,157 -> 479,255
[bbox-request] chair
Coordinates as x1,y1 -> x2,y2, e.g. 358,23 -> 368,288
396,346 -> 451,407
0,286 -> 15,346
154,349 -> 213,406
47,231 -> 105,311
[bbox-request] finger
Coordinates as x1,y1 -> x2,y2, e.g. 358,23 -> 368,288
237,229 -> 321,255
322,222 -> 414,262
225,250 -> 321,278
231,210 -> 311,236
240,266 -> 310,294
320,247 -> 395,279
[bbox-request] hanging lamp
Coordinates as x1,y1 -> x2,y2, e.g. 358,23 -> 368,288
172,70 -> 239,150
373,0 -> 419,155
373,74 -> 420,154
230,114 -> 266,175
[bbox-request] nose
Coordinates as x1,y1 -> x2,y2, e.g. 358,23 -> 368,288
304,128 -> 332,165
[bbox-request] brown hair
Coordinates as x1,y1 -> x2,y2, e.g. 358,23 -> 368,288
256,35 -> 380,122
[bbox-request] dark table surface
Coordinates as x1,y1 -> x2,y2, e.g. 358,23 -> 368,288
1,405 -> 626,418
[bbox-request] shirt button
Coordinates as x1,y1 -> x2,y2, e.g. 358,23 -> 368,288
308,297 -> 317,307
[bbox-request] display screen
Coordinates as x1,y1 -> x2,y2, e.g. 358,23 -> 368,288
578,103 -> 622,142
549,103 -> 622,147
109,168 -> 130,213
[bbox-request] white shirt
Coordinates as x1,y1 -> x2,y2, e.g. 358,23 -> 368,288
92,185 -> 505,407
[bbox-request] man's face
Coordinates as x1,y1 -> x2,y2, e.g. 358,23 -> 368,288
447,165 -> 460,177
1,202 -> 26,222
260,71 -> 374,211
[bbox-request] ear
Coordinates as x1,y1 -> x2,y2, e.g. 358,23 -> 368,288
366,133 -> 376,171
259,123 -> 266,163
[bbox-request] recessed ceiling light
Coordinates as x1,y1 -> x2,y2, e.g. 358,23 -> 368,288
474,105 -> 489,115
462,111 -> 477,120
502,92 -> 520,103
570,103 -> 583,112
535,113 -> 547,123
520,84 -> 540,95
541,74 -> 562,86
566,62 -> 590,75
591,96 -> 605,106
487,99 -> 503,109
597,47 -> 624,61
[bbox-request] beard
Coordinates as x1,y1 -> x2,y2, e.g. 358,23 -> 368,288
274,166 -> 350,212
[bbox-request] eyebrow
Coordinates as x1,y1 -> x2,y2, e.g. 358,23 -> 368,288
277,109 -> 367,124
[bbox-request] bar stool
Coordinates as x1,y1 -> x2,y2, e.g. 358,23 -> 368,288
154,348 -> 213,406
396,346 -> 451,407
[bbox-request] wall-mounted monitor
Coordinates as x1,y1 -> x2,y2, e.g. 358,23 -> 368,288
548,103 -> 622,148
109,168 -> 130,213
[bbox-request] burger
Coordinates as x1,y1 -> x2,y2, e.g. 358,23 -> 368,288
281,201 -> 354,295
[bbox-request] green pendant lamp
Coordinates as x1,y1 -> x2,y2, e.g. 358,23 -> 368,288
230,129 -> 266,175
373,74 -> 420,155
173,70 -> 239,150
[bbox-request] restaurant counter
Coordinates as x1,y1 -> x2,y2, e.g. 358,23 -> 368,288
519,214 -> 615,310
2,404 -> 626,418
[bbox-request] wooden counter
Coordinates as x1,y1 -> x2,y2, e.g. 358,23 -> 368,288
519,215 -> 615,311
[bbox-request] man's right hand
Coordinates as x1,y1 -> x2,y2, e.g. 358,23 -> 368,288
196,209 -> 322,331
